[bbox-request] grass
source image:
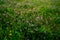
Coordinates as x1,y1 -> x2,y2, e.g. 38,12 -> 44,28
0,0 -> 60,40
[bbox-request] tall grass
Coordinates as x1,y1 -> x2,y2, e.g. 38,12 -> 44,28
0,0 -> 60,40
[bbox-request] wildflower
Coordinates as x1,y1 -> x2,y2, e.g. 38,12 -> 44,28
29,23 -> 34,27
20,29 -> 22,32
10,30 -> 12,33
9,33 -> 12,36
34,27 -> 38,31
35,16 -> 40,21
43,36 -> 46,40
28,9 -> 31,12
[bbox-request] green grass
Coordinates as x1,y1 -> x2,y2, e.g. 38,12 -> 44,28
0,0 -> 60,40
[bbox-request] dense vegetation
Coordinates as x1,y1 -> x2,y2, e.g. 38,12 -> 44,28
0,0 -> 60,40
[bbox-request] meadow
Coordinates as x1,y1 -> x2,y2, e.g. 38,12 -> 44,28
0,0 -> 60,40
